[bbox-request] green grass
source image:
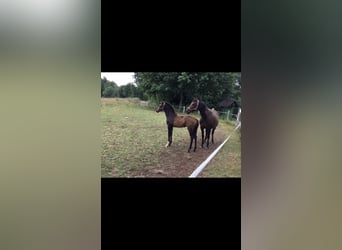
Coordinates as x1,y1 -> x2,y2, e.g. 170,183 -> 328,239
101,98 -> 190,177
101,98 -> 241,177
199,122 -> 241,177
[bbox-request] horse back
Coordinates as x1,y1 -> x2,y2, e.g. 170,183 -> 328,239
174,115 -> 198,128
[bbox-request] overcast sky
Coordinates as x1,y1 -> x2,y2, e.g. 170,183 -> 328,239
101,72 -> 135,86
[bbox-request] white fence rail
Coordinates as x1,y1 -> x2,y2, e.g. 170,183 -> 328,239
180,106 -> 241,122
189,136 -> 231,178
140,101 -> 149,106
188,109 -> 241,178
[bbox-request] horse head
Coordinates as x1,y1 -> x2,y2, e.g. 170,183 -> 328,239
156,101 -> 166,113
186,99 -> 199,114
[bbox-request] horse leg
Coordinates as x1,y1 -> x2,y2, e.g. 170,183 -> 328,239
166,125 -> 173,147
169,125 -> 173,146
188,136 -> 193,153
201,127 -> 204,148
211,127 -> 216,144
194,122 -> 198,152
187,127 -> 193,153
206,128 -> 211,148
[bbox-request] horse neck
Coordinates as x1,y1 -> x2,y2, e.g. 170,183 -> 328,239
198,102 -> 209,119
164,103 -> 177,119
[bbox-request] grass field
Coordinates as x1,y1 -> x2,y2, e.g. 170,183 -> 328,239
198,128 -> 241,177
101,98 -> 241,177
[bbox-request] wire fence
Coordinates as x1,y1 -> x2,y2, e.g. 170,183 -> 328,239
178,105 -> 241,123
139,100 -> 241,123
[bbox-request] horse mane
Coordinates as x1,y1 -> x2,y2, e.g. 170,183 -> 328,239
163,101 -> 177,115
198,101 -> 219,119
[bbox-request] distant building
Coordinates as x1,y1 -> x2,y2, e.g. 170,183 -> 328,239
219,98 -> 239,109
219,97 -> 240,119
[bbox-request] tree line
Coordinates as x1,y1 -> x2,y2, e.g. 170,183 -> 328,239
101,77 -> 143,99
101,72 -> 241,110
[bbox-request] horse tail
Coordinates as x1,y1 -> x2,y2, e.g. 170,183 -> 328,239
194,118 -> 199,135
211,109 -> 219,126
211,108 -> 219,119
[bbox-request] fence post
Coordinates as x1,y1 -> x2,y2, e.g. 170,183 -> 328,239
227,110 -> 230,121
183,106 -> 185,113
236,108 -> 241,125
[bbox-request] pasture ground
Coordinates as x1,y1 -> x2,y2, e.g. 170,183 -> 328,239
101,98 -> 241,177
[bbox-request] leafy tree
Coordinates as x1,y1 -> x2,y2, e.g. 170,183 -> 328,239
135,72 -> 195,109
135,72 -> 241,110
101,77 -> 119,97
112,83 -> 142,98
101,77 -> 106,95
103,86 -> 115,97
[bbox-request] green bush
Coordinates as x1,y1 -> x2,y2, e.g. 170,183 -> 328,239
103,86 -> 115,97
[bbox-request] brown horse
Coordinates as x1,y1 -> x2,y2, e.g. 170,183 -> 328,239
156,101 -> 199,152
186,98 -> 219,148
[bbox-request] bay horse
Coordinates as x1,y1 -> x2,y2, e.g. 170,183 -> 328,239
186,98 -> 219,148
156,101 -> 199,152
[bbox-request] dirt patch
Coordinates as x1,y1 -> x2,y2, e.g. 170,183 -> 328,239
127,127 -> 227,177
